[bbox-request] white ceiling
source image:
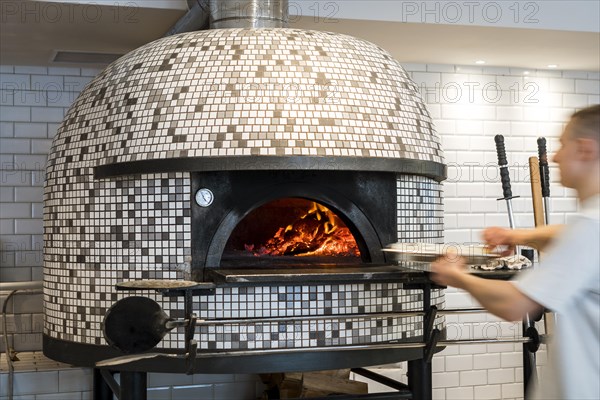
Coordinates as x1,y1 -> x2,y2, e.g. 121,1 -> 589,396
294,17 -> 600,71
1,1 -> 599,71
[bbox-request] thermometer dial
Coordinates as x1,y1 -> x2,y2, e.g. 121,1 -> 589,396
195,188 -> 214,207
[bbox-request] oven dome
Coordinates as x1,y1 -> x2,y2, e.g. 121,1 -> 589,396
47,28 -> 444,181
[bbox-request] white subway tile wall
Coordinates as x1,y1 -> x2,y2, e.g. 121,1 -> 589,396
0,64 -> 598,399
409,63 -> 598,400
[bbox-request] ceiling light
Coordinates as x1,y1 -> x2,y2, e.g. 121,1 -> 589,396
524,71 -> 530,75
547,64 -> 558,68
475,60 -> 486,65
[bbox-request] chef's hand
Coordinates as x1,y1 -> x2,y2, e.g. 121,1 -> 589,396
430,256 -> 468,288
482,227 -> 516,256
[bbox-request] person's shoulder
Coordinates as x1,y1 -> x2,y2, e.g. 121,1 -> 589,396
546,217 -> 598,261
571,214 -> 600,231
579,194 -> 600,220
561,217 -> 599,262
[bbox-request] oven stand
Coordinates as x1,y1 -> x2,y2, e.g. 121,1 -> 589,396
406,282 -> 439,400
94,369 -> 147,400
93,280 -> 439,400
275,283 -> 438,400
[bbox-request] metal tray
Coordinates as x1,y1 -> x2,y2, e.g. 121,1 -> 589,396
383,243 -> 499,265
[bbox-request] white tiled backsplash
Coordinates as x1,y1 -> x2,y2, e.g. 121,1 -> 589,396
0,63 -> 598,399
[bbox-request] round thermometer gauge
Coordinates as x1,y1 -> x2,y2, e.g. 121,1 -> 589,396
195,188 -> 214,207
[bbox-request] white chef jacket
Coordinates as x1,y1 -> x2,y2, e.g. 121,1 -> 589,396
513,194 -> 600,400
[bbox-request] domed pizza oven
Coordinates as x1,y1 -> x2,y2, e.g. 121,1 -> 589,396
43,1 -> 446,397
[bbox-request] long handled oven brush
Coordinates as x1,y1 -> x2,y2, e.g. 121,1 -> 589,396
531,140 -> 557,341
495,135 -> 537,396
528,156 -> 545,229
494,135 -> 519,229
537,137 -> 551,224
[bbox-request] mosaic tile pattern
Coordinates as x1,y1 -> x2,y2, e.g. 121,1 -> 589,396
44,172 -> 191,345
191,284 -> 445,350
43,27 -> 445,353
44,171 -> 445,349
397,175 -> 444,242
46,28 -> 443,171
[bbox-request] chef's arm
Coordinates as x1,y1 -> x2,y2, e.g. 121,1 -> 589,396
430,258 -> 543,321
513,224 -> 563,251
483,225 -> 564,253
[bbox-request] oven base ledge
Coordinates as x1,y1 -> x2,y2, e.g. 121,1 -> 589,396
43,333 -> 446,374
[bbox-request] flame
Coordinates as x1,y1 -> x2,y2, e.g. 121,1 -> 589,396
248,202 -> 359,257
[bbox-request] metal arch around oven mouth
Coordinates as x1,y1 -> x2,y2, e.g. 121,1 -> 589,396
204,185 -> 382,269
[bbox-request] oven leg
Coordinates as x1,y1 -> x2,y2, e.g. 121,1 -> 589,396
407,283 -> 433,400
523,321 -> 534,399
408,358 -> 432,400
93,368 -> 113,400
120,371 -> 147,400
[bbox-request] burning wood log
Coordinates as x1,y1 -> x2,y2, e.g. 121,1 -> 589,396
247,202 -> 360,257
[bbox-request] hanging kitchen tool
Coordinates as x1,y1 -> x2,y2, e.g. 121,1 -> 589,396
529,157 -> 545,228
494,135 -> 520,229
495,134 -> 537,399
98,280 -> 208,375
102,296 -> 186,354
537,137 -> 551,224
530,141 -> 557,344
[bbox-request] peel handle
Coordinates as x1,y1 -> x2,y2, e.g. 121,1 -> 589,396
537,137 -> 550,197
495,135 -> 512,199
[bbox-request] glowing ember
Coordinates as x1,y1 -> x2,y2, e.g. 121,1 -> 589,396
246,202 -> 359,257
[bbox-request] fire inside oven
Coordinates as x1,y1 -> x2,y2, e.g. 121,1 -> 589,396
191,170 -> 397,279
224,198 -> 361,261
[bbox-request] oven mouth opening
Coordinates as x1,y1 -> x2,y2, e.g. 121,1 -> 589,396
221,198 -> 362,268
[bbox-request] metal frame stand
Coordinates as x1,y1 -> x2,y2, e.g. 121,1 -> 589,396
93,368 -> 113,400
289,283 -> 438,399
405,282 -> 439,400
93,273 -> 545,399
407,359 -> 431,400
523,322 -> 542,399
120,371 -> 148,400
295,281 -> 440,400
93,369 -> 147,400
523,318 -> 535,398
93,281 -> 439,400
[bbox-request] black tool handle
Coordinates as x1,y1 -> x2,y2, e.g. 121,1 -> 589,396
537,137 -> 550,197
495,135 -> 512,199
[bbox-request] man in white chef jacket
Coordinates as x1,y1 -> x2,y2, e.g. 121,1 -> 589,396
431,104 -> 600,400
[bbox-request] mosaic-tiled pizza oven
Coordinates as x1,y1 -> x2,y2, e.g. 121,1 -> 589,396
43,27 -> 447,374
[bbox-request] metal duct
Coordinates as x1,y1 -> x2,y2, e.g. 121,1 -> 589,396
209,0 -> 288,28
164,0 -> 210,36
